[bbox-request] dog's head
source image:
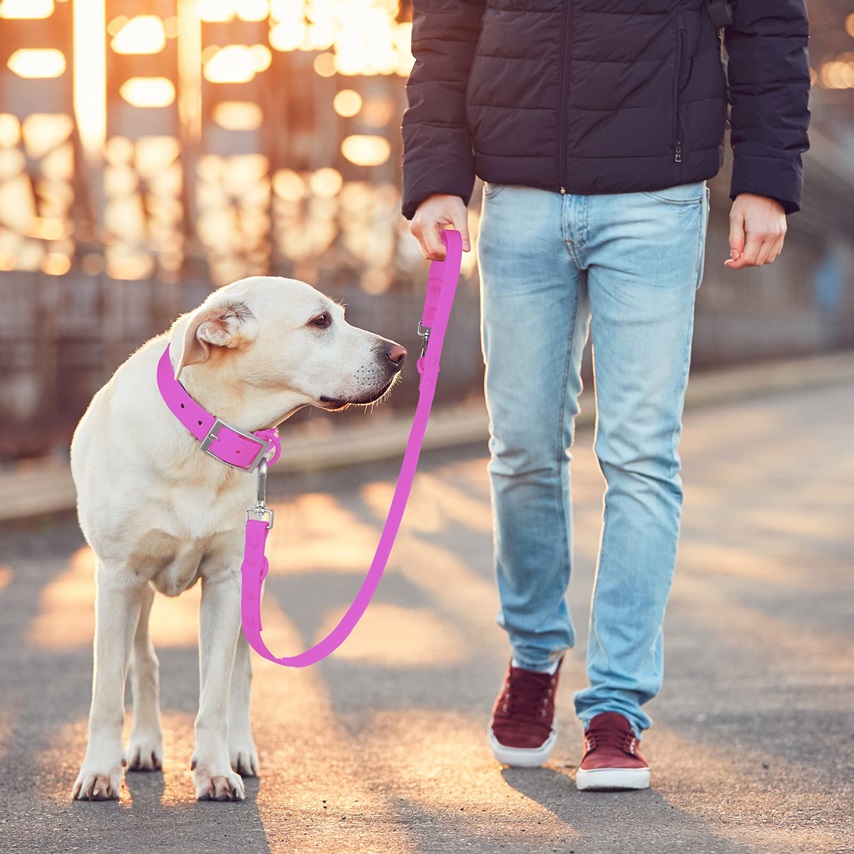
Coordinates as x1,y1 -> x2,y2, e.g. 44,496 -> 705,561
170,276 -> 406,427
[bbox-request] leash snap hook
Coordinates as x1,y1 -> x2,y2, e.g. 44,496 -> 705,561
246,458 -> 275,529
256,457 -> 268,506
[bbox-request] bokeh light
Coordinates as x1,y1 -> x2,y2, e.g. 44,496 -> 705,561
819,55 -> 854,90
204,45 -> 260,84
7,49 -> 67,79
313,52 -> 337,78
119,77 -> 176,108
110,16 -> 167,55
341,135 -> 391,166
309,167 -> 343,198
0,0 -> 54,18
212,101 -> 264,132
334,89 -> 362,117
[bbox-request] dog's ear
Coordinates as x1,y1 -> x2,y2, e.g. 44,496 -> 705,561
174,299 -> 259,379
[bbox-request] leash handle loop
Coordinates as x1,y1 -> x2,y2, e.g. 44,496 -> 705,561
241,229 -> 463,667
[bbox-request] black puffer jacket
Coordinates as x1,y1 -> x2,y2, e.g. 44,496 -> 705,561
401,0 -> 810,218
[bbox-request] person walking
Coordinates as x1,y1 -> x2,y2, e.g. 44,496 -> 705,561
401,0 -> 810,790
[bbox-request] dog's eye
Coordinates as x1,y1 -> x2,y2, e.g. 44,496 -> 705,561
309,312 -> 332,329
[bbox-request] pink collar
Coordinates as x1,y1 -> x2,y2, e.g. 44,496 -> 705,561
156,345 -> 280,472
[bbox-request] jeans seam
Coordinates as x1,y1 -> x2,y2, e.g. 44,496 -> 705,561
673,288 -> 697,465
543,283 -> 580,646
590,505 -> 610,675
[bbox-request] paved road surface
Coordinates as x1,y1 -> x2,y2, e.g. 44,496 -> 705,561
1,381 -> 852,853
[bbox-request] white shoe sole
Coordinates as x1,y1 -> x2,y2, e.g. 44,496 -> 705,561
488,727 -> 557,768
575,766 -> 650,791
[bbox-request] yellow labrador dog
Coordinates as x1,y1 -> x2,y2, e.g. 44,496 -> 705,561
71,276 -> 405,801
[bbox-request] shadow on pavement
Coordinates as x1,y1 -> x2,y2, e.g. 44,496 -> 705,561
500,767 -> 753,854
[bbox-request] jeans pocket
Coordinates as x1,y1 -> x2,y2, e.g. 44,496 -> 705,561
642,180 -> 707,205
483,182 -> 509,200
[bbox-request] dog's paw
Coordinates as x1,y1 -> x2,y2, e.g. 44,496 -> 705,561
229,739 -> 259,777
193,764 -> 245,801
72,763 -> 123,801
126,729 -> 164,771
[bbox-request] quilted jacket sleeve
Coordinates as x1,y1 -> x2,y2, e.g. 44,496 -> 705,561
401,0 -> 485,220
725,0 -> 810,214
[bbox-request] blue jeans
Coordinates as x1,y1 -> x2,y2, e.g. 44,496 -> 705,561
477,181 -> 709,735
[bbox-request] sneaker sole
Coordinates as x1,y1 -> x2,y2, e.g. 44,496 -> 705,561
575,766 -> 650,791
487,727 -> 557,768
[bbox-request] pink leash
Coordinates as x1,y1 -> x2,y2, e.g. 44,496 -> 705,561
241,230 -> 463,667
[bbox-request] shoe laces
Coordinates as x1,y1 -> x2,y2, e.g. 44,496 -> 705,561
500,668 -> 557,720
584,717 -> 638,755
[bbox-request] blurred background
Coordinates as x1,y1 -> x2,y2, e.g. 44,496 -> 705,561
0,0 -> 852,460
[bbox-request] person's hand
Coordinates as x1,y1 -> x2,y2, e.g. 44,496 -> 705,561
409,194 -> 471,261
725,193 -> 787,270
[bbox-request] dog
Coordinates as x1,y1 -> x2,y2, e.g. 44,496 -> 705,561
70,275 -> 406,801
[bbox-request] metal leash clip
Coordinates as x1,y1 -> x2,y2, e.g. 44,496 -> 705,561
246,457 -> 275,529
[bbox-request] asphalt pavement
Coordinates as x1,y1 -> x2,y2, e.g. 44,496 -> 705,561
1,371 -> 853,853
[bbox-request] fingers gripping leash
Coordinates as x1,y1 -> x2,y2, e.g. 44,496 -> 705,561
240,229 -> 463,667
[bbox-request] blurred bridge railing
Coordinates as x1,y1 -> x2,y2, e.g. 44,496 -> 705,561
2,132 -> 853,460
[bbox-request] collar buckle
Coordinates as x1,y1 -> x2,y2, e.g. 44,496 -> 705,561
200,418 -> 272,472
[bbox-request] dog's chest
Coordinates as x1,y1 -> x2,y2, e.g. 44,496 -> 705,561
128,529 -> 230,596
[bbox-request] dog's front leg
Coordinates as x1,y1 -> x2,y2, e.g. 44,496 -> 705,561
229,629 -> 259,777
127,582 -> 163,770
73,564 -> 142,800
192,572 -> 245,801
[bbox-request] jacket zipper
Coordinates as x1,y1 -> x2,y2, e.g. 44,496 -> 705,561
557,0 -> 573,192
673,10 -> 686,163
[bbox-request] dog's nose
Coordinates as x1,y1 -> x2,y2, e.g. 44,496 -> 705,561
386,343 -> 407,367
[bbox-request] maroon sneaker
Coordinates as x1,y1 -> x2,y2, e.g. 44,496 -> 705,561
575,711 -> 650,790
488,658 -> 562,767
